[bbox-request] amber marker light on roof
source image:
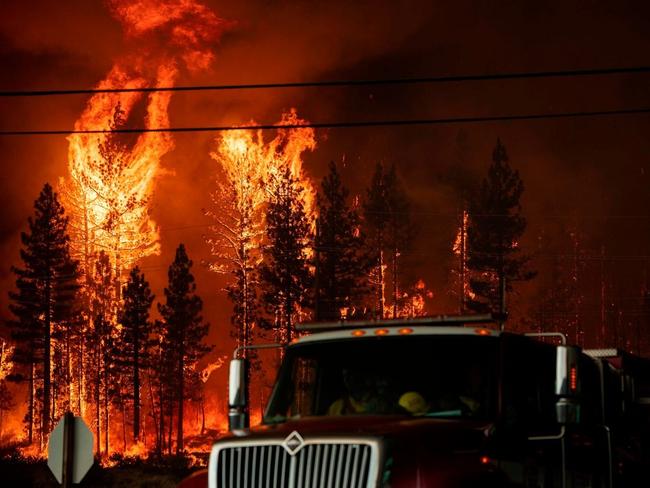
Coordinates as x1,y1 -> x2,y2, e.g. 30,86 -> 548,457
351,330 -> 366,337
375,328 -> 390,336
398,327 -> 414,335
475,328 -> 492,336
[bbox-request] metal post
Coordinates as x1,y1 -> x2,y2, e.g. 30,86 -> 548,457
61,411 -> 74,488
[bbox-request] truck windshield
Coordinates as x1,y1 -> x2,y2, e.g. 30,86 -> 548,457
264,334 -> 498,423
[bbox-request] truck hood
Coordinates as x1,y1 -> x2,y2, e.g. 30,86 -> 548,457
213,417 -> 501,488
222,415 -> 493,451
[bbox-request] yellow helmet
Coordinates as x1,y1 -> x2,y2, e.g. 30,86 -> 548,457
398,391 -> 429,415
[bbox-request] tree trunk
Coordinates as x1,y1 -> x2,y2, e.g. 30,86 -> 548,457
376,230 -> 385,319
176,355 -> 184,453
95,345 -> 101,457
392,243 -> 398,318
104,364 -> 109,455
134,342 -> 140,442
459,209 -> 467,314
167,398 -> 173,455
121,397 -> 126,452
157,382 -> 164,456
43,279 -> 52,438
28,361 -> 34,444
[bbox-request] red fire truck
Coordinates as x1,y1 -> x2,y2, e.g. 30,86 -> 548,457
181,314 -> 650,487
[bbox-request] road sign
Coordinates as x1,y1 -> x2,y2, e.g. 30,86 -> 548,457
48,412 -> 94,486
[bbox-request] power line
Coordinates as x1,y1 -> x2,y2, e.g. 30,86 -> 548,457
2,107 -> 650,136
2,65 -> 650,97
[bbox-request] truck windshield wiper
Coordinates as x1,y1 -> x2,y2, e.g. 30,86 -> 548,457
264,415 -> 288,424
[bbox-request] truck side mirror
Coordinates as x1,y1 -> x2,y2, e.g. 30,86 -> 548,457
228,358 -> 249,431
555,345 -> 581,424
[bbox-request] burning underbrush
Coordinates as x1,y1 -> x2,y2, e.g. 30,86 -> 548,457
1,449 -> 200,488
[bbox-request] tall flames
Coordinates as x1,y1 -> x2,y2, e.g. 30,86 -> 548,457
45,0 -> 225,460
206,109 -> 317,352
63,0 -> 224,277
4,0 -> 436,464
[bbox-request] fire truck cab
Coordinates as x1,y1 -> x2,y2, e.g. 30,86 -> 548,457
198,314 -> 650,488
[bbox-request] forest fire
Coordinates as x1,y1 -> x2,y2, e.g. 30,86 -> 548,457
206,109 -> 317,351
5,2 -> 649,486
2,0 -> 228,462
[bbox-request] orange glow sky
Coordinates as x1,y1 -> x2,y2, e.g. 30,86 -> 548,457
1,0 -> 650,383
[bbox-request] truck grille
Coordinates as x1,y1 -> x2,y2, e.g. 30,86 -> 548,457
210,439 -> 379,488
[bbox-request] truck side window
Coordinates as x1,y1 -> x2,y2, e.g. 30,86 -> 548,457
502,337 -> 557,436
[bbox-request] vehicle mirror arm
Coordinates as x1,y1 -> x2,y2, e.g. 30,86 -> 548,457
233,342 -> 285,359
527,424 -> 566,441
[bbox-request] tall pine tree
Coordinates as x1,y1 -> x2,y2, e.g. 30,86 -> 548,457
158,244 -> 210,453
8,183 -> 79,442
466,139 -> 535,317
363,163 -> 413,318
260,168 -> 312,342
315,161 -> 370,320
116,266 -> 154,443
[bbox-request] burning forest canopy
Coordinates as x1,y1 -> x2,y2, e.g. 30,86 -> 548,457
2,0 -> 650,467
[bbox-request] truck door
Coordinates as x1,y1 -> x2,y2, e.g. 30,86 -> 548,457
500,335 -> 563,487
562,355 -> 608,488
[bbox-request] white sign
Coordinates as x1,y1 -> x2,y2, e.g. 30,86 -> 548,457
47,414 -> 94,484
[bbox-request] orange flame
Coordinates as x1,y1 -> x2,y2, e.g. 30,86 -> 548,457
385,279 -> 434,318
213,109 -> 317,221
0,341 -> 14,384
50,0 -> 225,461
207,109 -> 316,275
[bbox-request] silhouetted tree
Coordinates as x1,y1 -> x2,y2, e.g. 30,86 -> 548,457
363,163 -> 413,318
315,161 -> 370,320
158,244 -> 210,453
260,168 -> 312,342
116,266 -> 155,443
8,183 -> 79,442
466,139 -> 535,316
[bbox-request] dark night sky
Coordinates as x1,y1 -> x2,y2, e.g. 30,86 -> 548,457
2,0 -> 650,367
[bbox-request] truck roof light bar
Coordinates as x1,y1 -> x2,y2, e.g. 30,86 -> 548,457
584,348 -> 621,358
295,313 -> 505,332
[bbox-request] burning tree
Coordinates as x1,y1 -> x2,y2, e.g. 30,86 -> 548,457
86,251 -> 120,456
0,342 -> 15,443
206,132 -> 267,355
466,139 -> 535,316
315,161 -> 370,321
52,0 -> 225,458
363,163 -> 414,318
260,168 -> 313,343
206,110 -> 316,344
8,184 -> 80,443
158,244 -> 211,454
